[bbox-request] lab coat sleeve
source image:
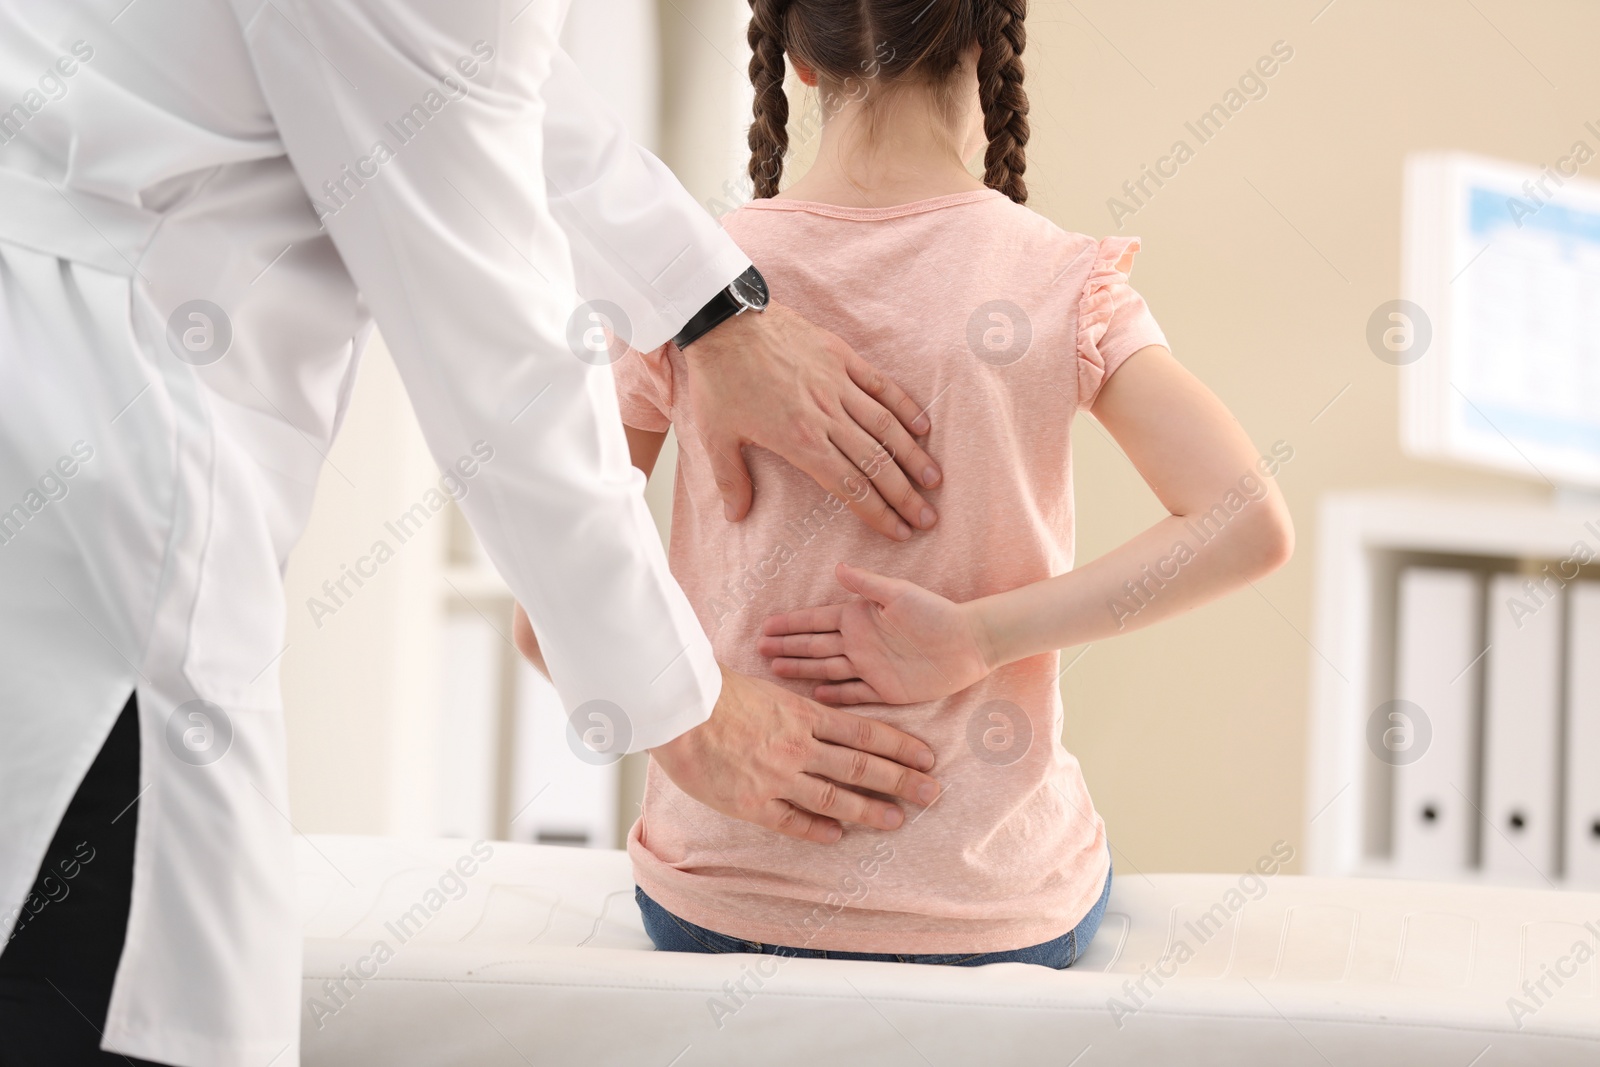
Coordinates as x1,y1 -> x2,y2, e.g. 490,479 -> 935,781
543,48 -> 751,352
232,0 -> 721,751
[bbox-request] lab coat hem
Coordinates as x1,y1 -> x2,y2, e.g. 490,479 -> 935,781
101,1019 -> 299,1067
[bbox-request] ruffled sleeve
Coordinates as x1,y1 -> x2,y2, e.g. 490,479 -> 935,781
1075,236 -> 1168,411
611,342 -> 676,432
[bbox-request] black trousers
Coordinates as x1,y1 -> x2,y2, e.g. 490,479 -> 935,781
0,694 -> 167,1066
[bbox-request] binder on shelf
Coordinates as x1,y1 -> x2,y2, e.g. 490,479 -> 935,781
1481,572 -> 1564,882
1391,568 -> 1483,878
1565,582 -> 1600,889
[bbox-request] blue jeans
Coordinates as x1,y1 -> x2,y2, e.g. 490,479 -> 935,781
635,855 -> 1113,970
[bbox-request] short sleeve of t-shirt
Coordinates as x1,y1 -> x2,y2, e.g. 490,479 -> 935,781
1097,284 -> 1167,382
1077,236 -> 1169,410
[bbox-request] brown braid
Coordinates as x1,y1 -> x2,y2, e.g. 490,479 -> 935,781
976,0 -> 1030,204
747,0 -> 792,199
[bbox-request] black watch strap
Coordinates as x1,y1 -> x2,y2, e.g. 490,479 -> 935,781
672,266 -> 769,349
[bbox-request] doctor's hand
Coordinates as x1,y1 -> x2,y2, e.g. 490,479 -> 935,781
650,665 -> 941,843
683,302 -> 942,542
759,563 -> 995,706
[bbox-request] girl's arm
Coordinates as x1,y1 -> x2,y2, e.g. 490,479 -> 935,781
757,346 -> 1295,705
513,426 -> 668,673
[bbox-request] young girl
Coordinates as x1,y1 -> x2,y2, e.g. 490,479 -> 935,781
515,0 -> 1291,968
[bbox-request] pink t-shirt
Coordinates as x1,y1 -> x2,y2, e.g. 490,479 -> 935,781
615,187 -> 1167,953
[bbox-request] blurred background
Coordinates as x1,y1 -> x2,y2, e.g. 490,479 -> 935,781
279,0 -> 1600,889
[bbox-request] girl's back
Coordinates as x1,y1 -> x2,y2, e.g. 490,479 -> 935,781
614,188 -> 1165,953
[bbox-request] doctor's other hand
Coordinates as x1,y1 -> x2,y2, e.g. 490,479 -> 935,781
683,302 -> 942,542
650,665 -> 941,843
759,563 -> 994,706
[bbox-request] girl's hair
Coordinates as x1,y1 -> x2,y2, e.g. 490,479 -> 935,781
746,0 -> 1030,203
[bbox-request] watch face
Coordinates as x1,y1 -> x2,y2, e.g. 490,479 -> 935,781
729,268 -> 769,311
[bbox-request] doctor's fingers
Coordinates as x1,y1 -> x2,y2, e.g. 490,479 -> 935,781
805,739 -> 940,813
757,800 -> 845,843
783,772 -> 908,832
842,344 -> 933,439
779,445 -> 906,541
809,702 -> 936,774
828,421 -> 937,540
839,382 -> 942,500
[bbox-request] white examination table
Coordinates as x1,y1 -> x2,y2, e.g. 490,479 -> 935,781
298,836 -> 1599,1065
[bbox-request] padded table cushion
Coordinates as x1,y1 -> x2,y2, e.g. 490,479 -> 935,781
298,835 -> 1599,1065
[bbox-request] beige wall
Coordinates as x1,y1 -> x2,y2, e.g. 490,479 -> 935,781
279,336 -> 444,837
654,0 -> 1600,874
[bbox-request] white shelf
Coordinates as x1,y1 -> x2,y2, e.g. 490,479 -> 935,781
1306,490 -> 1600,889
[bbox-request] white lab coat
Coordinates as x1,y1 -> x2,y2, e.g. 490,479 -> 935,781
0,2 -> 747,1064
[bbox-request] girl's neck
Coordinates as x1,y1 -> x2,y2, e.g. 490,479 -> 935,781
776,86 -> 987,209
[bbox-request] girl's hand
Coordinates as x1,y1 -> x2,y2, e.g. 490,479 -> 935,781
758,563 -> 995,705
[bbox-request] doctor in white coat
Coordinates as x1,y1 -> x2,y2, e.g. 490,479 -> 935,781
0,2 -> 948,1064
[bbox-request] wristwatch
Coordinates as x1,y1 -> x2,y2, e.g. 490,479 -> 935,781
671,265 -> 770,349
